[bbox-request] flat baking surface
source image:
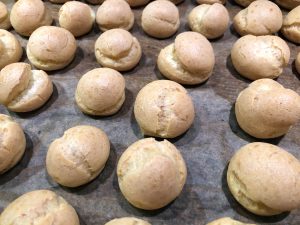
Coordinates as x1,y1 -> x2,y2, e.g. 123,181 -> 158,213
1,0 -> 300,224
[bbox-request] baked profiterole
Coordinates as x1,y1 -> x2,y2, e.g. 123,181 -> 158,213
105,217 -> 151,225
75,68 -> 125,116
27,26 -> 77,71
10,0 -> 53,37
134,80 -> 195,138
197,0 -> 226,4
233,0 -> 282,36
96,0 -> 134,31
59,1 -> 95,37
0,2 -> 11,30
0,114 -> 26,174
0,29 -> 22,69
141,0 -> 180,39
275,0 -> 300,9
46,125 -> 110,187
0,63 -> 53,112
235,79 -> 300,139
231,35 -> 290,80
206,217 -> 255,225
281,6 -> 300,44
227,142 -> 300,216
117,138 -> 187,210
95,29 -> 141,71
188,3 -> 229,39
158,32 -> 215,85
0,190 -> 80,225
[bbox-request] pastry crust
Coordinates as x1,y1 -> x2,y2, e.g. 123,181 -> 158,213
231,35 -> 290,80
27,26 -> 77,71
0,2 -> 11,30
134,80 -> 195,138
10,0 -> 53,37
46,125 -> 110,187
233,0 -> 282,36
235,79 -> 300,139
206,217 -> 255,225
117,138 -> 187,210
96,0 -> 134,31
0,114 -> 26,174
141,0 -> 180,39
281,6 -> 300,44
227,142 -> 300,216
75,68 -> 126,116
105,217 -> 151,225
95,29 -> 142,71
0,190 -> 80,225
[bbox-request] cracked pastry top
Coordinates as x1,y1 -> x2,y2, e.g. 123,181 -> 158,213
235,79 -> 300,139
0,114 -> 26,174
0,2 -> 11,30
206,217 -> 255,225
0,190 -> 80,225
105,217 -> 152,225
96,0 -> 134,32
188,3 -> 229,39
59,1 -> 95,37
0,29 -> 23,69
281,6 -> 300,44
233,0 -> 282,36
275,0 -> 300,9
231,35 -> 290,80
0,63 -> 53,112
134,80 -> 195,138
157,31 -> 215,85
27,26 -> 77,71
46,125 -> 110,187
10,0 -> 53,37
227,142 -> 300,216
141,0 -> 180,39
117,138 -> 187,210
95,29 -> 142,71
75,68 -> 126,116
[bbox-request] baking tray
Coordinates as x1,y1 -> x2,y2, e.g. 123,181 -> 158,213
1,0 -> 300,224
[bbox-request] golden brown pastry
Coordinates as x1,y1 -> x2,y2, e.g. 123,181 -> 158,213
157,31 -> 215,85
0,190 -> 80,225
134,80 -> 195,138
0,63 -> 53,112
188,3 -> 229,39
206,217 -> 255,225
231,35 -> 290,80
59,1 -> 95,37
141,0 -> 180,39
46,125 -> 110,187
0,29 -> 22,69
275,0 -> 300,9
227,142 -> 300,216
281,6 -> 300,44
0,114 -> 26,174
105,217 -> 151,225
0,2 -> 11,30
10,0 -> 53,37
27,26 -> 77,71
233,0 -> 282,36
95,29 -> 142,71
96,0 -> 134,31
117,138 -> 187,210
235,79 -> 300,139
75,68 -> 126,116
